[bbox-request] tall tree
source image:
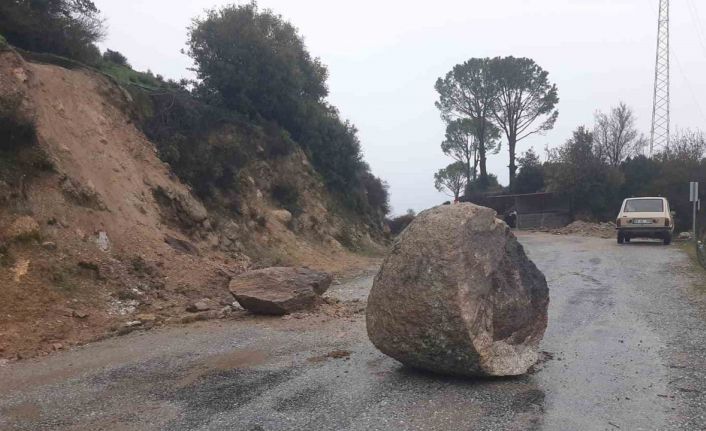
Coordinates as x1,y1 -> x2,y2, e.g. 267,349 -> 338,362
440,118 -> 497,184
593,102 -> 644,166
488,56 -> 559,190
187,2 -> 328,133
435,58 -> 500,188
440,119 -> 476,183
434,161 -> 467,201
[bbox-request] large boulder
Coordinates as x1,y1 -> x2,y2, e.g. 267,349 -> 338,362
366,203 -> 549,377
229,267 -> 333,315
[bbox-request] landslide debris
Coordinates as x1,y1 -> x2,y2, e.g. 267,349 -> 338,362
229,267 -> 333,315
550,220 -> 617,239
366,203 -> 549,377
0,48 -> 382,360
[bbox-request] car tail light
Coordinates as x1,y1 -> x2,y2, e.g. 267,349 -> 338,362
617,219 -> 621,227
665,218 -> 670,227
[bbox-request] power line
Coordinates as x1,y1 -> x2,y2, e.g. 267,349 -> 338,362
672,46 -> 706,123
685,0 -> 706,60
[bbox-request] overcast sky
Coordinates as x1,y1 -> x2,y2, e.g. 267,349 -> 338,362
94,0 -> 706,215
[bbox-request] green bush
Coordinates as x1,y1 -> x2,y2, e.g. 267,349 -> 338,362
186,3 -> 390,222
0,92 -> 36,151
187,3 -> 327,131
0,0 -> 105,64
102,49 -> 129,67
386,212 -> 415,236
271,183 -> 301,215
139,91 -> 252,198
0,242 -> 17,268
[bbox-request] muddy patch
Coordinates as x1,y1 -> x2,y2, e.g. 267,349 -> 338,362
307,349 -> 352,363
176,350 -> 269,388
2,401 -> 42,423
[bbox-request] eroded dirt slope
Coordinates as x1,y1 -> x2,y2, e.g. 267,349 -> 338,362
0,50 -> 379,360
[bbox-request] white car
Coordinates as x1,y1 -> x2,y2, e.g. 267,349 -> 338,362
616,197 -> 674,245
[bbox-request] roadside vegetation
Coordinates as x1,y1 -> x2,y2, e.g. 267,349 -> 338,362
433,55 -> 705,234
680,242 -> 706,292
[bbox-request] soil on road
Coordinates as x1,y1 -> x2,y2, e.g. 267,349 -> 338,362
1,233 -> 705,431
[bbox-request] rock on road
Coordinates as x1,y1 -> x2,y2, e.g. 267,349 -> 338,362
1,233 -> 705,430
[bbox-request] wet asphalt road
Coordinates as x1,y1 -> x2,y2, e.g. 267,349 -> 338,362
1,233 -> 705,431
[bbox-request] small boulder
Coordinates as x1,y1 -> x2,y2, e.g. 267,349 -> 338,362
270,209 -> 293,225
186,300 -> 211,313
366,203 -> 549,377
229,267 -> 333,315
136,313 -> 157,323
72,310 -> 89,319
41,241 -> 57,251
5,216 -> 40,242
95,231 -> 110,252
678,232 -> 692,241
152,185 -> 208,228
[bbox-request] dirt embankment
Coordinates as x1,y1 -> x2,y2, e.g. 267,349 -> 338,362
0,49 -> 382,360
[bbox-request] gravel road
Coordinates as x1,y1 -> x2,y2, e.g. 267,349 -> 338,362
1,233 -> 705,431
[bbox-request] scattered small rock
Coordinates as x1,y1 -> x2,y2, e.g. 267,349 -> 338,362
135,313 -> 157,323
72,310 -> 89,319
41,241 -> 57,250
186,300 -> 211,313
677,232 -> 692,241
164,235 -> 199,255
269,209 -> 293,225
95,231 -> 110,252
179,310 -> 219,324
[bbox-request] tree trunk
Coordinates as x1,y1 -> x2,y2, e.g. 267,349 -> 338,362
472,150 -> 479,181
479,140 -> 488,188
508,135 -> 517,191
465,158 -> 472,186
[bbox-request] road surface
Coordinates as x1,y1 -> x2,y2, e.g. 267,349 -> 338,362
1,233 -> 705,430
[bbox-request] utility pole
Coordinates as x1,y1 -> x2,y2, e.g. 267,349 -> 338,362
691,182 -> 699,240
650,0 -> 670,156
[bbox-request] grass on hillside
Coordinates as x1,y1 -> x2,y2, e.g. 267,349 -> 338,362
96,62 -> 164,91
680,242 -> 706,294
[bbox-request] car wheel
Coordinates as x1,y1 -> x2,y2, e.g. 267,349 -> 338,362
617,232 -> 624,244
664,234 -> 672,245
625,236 -> 631,243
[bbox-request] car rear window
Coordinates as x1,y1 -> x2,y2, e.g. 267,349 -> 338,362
624,199 -> 664,212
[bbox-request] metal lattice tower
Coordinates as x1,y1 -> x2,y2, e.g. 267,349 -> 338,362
650,0 -> 670,155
